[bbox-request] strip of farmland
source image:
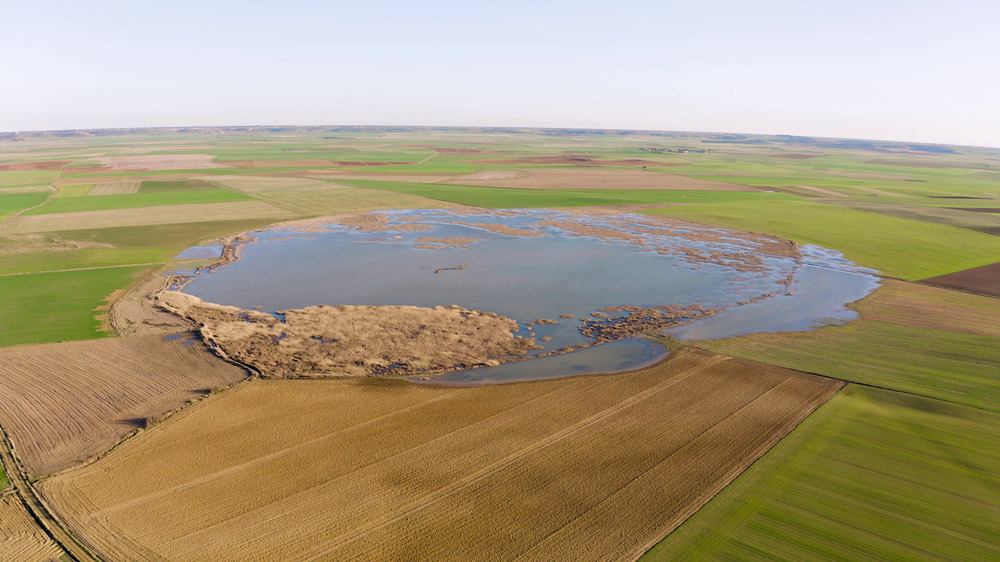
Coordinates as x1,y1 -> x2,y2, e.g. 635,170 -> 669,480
8,200 -> 295,232
0,335 -> 247,476
87,180 -> 142,195
0,495 -> 64,561
42,349 -> 841,561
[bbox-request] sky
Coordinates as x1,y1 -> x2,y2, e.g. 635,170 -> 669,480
2,0 -> 998,147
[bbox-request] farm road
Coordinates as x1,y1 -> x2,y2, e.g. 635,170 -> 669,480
0,262 -> 172,277
0,425 -> 99,562
0,188 -> 56,232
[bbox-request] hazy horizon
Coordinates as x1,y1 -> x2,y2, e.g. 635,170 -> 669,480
3,1 -> 998,148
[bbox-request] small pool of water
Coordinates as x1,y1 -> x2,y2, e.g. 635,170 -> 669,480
422,338 -> 667,385
176,209 -> 879,382
173,245 -> 223,259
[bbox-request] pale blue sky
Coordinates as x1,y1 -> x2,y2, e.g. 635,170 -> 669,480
2,0 -> 998,146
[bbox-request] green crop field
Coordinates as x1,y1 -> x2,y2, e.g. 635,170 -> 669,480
22,189 -> 254,215
341,179 -> 797,208
0,266 -> 149,347
642,385 -> 1000,561
54,219 -> 278,249
0,464 -> 8,491
0,192 -> 49,217
138,179 -> 222,192
692,280 -> 1000,411
645,200 -> 1000,279
0,248 -> 175,275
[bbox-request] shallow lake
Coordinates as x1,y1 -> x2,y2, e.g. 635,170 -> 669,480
177,209 -> 878,382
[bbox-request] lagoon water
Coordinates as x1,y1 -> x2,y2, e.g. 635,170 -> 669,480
178,209 -> 879,382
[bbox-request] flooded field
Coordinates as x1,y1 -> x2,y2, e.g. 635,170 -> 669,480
176,209 -> 878,381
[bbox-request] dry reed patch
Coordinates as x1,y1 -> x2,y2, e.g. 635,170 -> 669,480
444,168 -> 754,191
0,495 -> 64,561
0,335 -> 247,476
42,349 -> 841,562
98,155 -> 226,171
156,291 -> 535,378
8,201 -> 295,233
86,180 -> 141,196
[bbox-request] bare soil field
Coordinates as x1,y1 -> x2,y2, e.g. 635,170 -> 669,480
42,348 -> 841,561
920,261 -> 1000,298
0,495 -> 64,561
8,201 -> 295,233
86,180 -> 141,196
444,168 -> 754,190
0,335 -> 247,476
0,160 -> 70,171
98,154 -> 226,171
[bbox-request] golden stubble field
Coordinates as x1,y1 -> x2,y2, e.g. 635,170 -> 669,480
42,348 -> 842,561
0,335 -> 247,476
0,494 -> 64,561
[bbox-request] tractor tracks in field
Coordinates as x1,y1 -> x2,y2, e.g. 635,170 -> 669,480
0,424 -> 101,562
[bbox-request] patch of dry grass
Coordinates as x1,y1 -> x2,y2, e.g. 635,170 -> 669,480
0,495 -> 64,561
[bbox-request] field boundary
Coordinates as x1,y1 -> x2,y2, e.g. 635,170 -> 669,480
0,187 -> 56,232
0,424 -> 97,562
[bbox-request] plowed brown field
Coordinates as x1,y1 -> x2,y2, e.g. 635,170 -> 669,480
0,495 -> 64,561
42,349 -> 841,561
921,261 -> 1000,298
0,335 -> 247,476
